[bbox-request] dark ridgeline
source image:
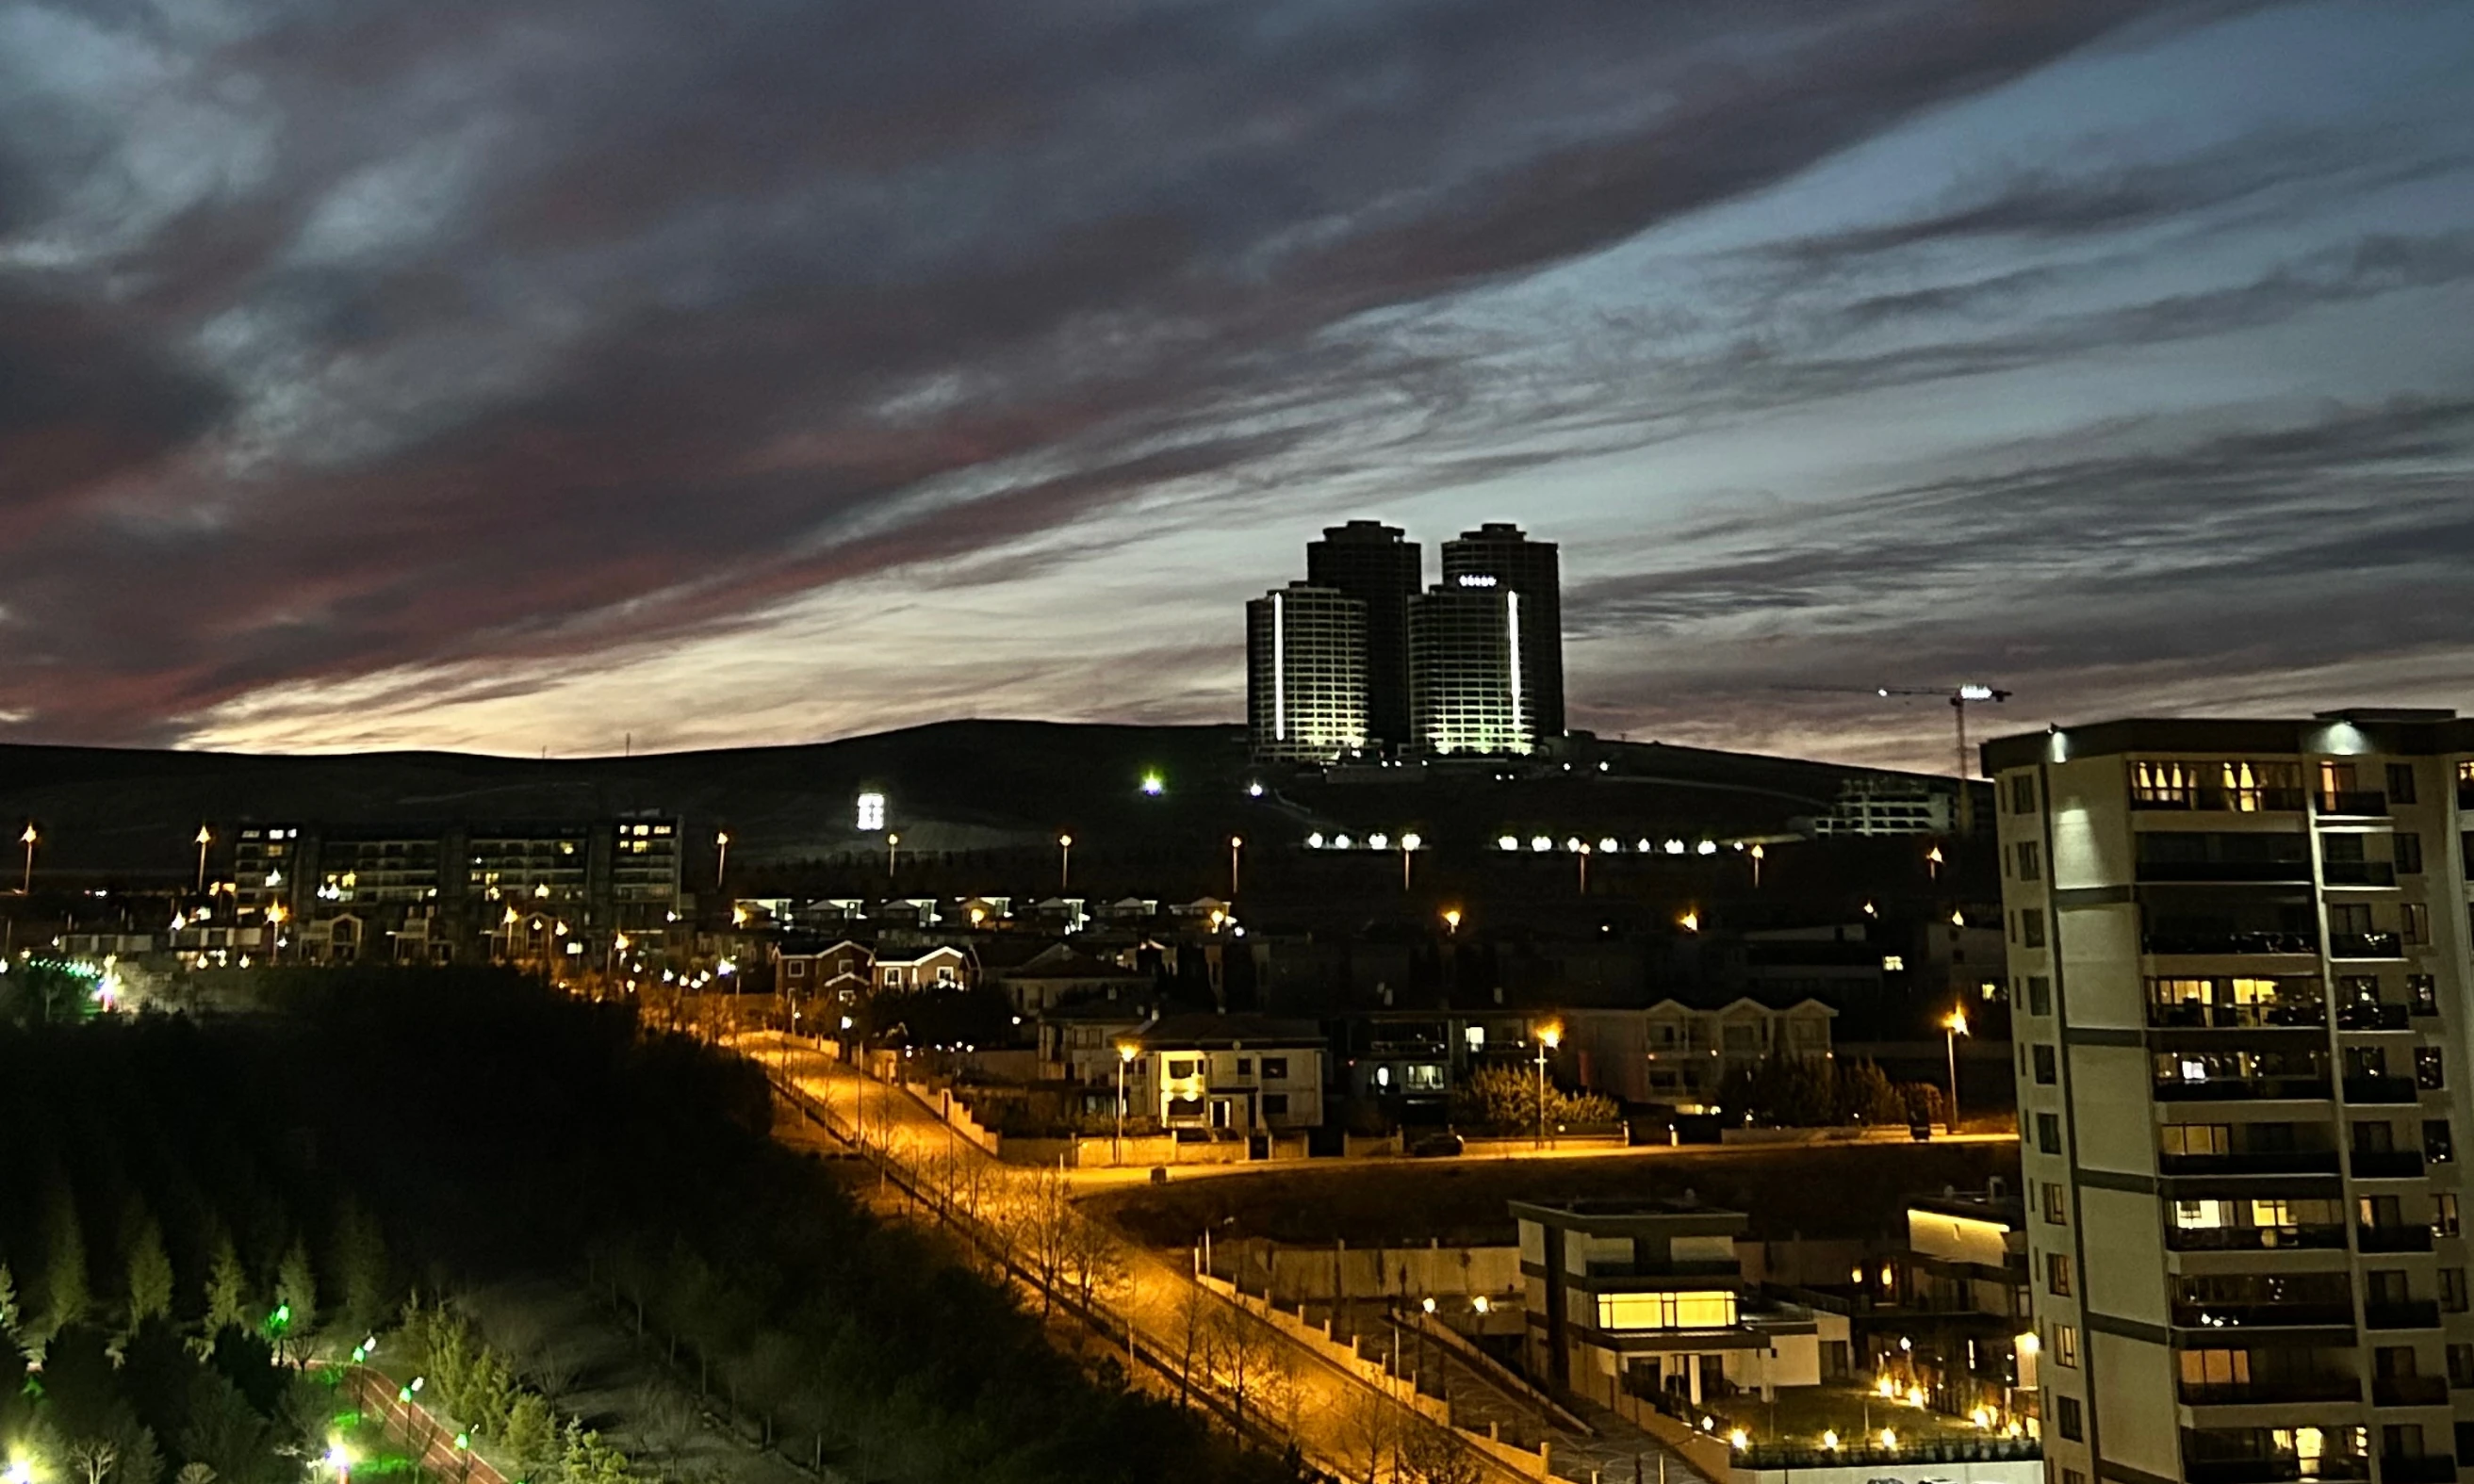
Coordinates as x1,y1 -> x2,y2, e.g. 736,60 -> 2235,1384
1305,520 -> 1421,750
1440,523 -> 1563,739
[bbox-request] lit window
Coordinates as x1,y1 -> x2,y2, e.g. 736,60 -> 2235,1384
1597,1291 -> 1737,1332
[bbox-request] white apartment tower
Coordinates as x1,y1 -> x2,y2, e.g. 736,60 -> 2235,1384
1246,582 -> 1369,763
1987,709 -> 2474,1484
1407,582 -> 1533,756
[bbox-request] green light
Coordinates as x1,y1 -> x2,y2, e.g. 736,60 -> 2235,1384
1139,773 -> 1166,796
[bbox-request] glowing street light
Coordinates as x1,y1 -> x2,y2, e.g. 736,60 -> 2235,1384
1441,907 -> 1462,936
1679,908 -> 1700,934
1943,1008 -> 1970,1131
1533,1021 -> 1562,1149
195,824 -> 214,893
1115,1041 -> 1139,1162
1058,833 -> 1073,891
18,822 -> 36,895
886,832 -> 901,879
1229,836 -> 1243,899
715,830 -> 731,888
1399,831 -> 1421,891
1576,840 -> 1591,896
1749,841 -> 1765,888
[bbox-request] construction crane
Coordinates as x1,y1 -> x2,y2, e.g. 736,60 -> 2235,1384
1876,684 -> 2010,836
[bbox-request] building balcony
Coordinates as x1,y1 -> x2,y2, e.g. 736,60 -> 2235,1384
2372,1376 -> 2451,1408
2171,1301 -> 2358,1329
2153,1003 -> 2329,1030
2145,931 -> 2321,957
2364,1299 -> 2444,1330
2180,1378 -> 2362,1407
2342,1075 -> 2421,1104
2170,1223 -> 2350,1251
2357,1223 -> 2438,1253
2350,1149 -> 2426,1179
2318,791 -> 2389,818
2160,1150 -> 2342,1178
2335,1003 -> 2411,1032
2329,933 -> 2404,960
2321,861 -> 2398,888
2156,1077 -> 2333,1103
2381,1456 -> 2458,1484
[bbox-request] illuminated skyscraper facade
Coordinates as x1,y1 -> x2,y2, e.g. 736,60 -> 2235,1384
1441,523 -> 1564,738
1307,520 -> 1422,749
1408,583 -> 1532,756
1246,582 -> 1369,763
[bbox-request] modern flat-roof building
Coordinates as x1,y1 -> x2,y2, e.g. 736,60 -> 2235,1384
1306,519 -> 1422,749
1407,582 -> 1533,756
1247,582 -> 1370,762
1984,709 -> 2474,1484
1441,522 -> 1564,740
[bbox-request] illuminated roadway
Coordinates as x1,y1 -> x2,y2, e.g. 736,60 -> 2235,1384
743,1034 -> 1569,1484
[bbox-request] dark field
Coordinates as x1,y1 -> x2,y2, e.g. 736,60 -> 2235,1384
1088,1138 -> 2022,1248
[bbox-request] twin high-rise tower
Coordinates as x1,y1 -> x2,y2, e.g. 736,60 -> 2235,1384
1247,519 -> 1564,762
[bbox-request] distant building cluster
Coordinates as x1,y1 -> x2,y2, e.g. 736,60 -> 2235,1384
1249,519 -> 1565,761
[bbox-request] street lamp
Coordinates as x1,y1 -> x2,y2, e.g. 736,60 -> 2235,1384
1749,842 -> 1764,889
265,902 -> 288,965
886,832 -> 901,880
1442,907 -> 1462,936
1942,1008 -> 1969,1132
1399,832 -> 1421,891
1576,841 -> 1590,896
1116,1041 -> 1139,1164
1229,835 -> 1242,899
1058,833 -> 1073,891
18,822 -> 36,895
1533,1022 -> 1562,1150
715,830 -> 731,888
1925,843 -> 1943,880
195,824 -> 214,893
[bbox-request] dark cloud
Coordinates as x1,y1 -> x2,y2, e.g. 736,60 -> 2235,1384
0,0 -> 2459,750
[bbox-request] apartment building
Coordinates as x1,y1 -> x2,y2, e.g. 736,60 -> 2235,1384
1986,709 -> 2474,1484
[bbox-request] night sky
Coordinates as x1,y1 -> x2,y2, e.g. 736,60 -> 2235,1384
4,0 -> 2469,767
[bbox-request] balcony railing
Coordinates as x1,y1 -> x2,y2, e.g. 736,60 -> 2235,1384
2381,1456 -> 2458,1484
2321,860 -> 2398,888
2318,791 -> 2389,817
2171,1301 -> 2357,1329
2138,860 -> 2316,884
2350,1149 -> 2426,1178
2133,788 -> 2308,813
2329,932 -> 2403,959
2364,1299 -> 2443,1330
2342,1075 -> 2419,1104
2358,1223 -> 2438,1253
2335,1003 -> 2410,1032
2152,1003 -> 2328,1030
2185,1460 -> 2371,1484
2168,1223 -> 2349,1252
2144,931 -> 2321,956
2159,1150 -> 2341,1177
2373,1376 -> 2451,1408
2157,1077 -> 2333,1103
2179,1377 -> 2361,1406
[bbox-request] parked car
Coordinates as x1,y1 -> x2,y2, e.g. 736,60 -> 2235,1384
1408,1130 -> 1465,1158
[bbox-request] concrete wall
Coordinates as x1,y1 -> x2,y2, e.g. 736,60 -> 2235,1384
1217,1237 -> 1522,1304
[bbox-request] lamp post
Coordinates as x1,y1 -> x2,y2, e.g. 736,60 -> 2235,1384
265,902 -> 287,966
1058,834 -> 1073,892
19,823 -> 36,895
1942,1009 -> 1969,1132
1116,1042 -> 1139,1165
715,830 -> 731,888
1399,833 -> 1421,892
1442,907 -> 1461,936
1925,844 -> 1943,880
1533,1022 -> 1561,1150
1576,841 -> 1590,896
1749,842 -> 1764,889
886,832 -> 901,880
195,824 -> 213,894
1229,836 -> 1242,899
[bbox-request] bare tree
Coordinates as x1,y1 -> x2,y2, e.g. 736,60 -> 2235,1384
1338,1389 -> 1401,1484
1063,1215 -> 1125,1315
68,1440 -> 118,1484
1398,1418 -> 1481,1484
1206,1305 -> 1293,1441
